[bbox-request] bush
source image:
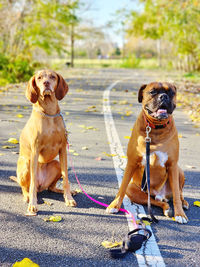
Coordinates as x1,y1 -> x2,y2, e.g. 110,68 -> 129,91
0,53 -> 9,70
0,56 -> 34,84
120,54 -> 141,68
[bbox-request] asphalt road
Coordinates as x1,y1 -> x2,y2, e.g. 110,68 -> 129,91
0,68 -> 199,267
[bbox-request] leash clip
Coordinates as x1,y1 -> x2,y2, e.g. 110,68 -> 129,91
145,124 -> 151,143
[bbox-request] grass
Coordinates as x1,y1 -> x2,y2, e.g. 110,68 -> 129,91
51,57 -> 159,70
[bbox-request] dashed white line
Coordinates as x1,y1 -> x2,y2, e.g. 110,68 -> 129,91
103,81 -> 165,267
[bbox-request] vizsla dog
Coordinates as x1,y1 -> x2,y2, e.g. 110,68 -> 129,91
11,70 -> 76,215
106,82 -> 189,224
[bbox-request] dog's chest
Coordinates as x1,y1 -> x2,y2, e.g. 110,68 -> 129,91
141,151 -> 168,167
38,120 -> 65,162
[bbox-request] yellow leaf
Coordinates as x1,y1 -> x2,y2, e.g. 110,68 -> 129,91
121,155 -> 127,159
2,145 -> 16,149
7,138 -> 19,144
13,257 -> 39,267
142,220 -> 152,226
101,240 -> 122,249
103,152 -> 117,157
119,100 -> 128,105
69,149 -> 75,153
178,134 -> 183,138
193,201 -> 200,207
76,89 -> 84,92
16,114 -> 24,118
43,216 -> 62,222
124,136 -> 130,139
125,111 -> 132,116
82,146 -> 88,150
65,112 -> 70,115
43,201 -> 53,206
73,153 -> 79,156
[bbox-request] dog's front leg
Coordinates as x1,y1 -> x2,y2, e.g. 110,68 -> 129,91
168,163 -> 188,224
27,148 -> 39,216
59,146 -> 77,207
106,162 -> 136,213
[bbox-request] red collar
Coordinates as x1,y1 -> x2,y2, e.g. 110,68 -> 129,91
143,112 -> 171,129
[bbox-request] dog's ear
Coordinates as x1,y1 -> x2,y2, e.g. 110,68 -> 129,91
138,84 -> 147,103
26,75 -> 39,103
55,73 -> 69,100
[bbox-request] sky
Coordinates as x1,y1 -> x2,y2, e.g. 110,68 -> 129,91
81,0 -> 141,47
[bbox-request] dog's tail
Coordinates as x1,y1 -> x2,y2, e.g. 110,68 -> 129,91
10,176 -> 18,183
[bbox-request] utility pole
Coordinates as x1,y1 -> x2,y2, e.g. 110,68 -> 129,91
70,22 -> 74,67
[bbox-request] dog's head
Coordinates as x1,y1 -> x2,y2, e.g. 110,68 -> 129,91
138,82 -> 177,120
26,70 -> 69,103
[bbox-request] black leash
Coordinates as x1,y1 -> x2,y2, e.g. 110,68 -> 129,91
142,124 -> 158,223
109,228 -> 152,258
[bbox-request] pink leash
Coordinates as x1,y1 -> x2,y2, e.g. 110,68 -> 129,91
67,143 -> 138,229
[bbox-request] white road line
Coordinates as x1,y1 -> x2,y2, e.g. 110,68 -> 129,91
103,81 -> 165,267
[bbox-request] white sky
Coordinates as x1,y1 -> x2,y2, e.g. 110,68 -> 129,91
81,0 -> 142,47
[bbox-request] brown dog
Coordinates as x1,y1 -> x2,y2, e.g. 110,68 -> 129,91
11,70 -> 76,215
106,82 -> 189,224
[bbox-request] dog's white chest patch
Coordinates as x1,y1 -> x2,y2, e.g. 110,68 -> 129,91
142,151 -> 168,167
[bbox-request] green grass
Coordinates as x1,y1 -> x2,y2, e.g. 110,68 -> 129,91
51,57 -> 159,69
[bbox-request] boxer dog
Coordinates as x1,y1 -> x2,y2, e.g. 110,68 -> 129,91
106,82 -> 189,224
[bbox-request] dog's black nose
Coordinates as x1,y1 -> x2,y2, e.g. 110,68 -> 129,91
159,93 -> 169,102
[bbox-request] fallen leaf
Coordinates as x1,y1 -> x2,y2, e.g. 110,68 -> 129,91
103,152 -> 117,157
82,146 -> 88,150
95,157 -> 102,161
124,136 -> 130,139
101,240 -> 122,249
43,215 -> 62,222
69,149 -> 75,153
186,165 -> 196,169
73,153 -> 79,156
178,134 -> 183,138
43,201 -> 53,206
7,138 -> 19,144
121,155 -> 127,159
2,145 -> 16,149
193,201 -> 200,207
65,112 -> 70,115
13,257 -> 39,267
16,114 -> 24,118
119,100 -> 128,105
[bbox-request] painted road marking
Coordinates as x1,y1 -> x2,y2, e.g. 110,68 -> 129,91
103,81 -> 165,267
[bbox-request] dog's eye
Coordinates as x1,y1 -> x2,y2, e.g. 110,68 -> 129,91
38,76 -> 42,80
50,75 -> 56,80
150,90 -> 157,96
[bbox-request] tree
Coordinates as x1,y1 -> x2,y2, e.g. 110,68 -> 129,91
0,0 -> 81,61
127,0 -> 200,71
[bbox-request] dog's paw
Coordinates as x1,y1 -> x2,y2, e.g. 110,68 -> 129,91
164,207 -> 173,217
182,200 -> 189,210
106,207 -> 119,214
65,197 -> 77,207
26,205 -> 38,216
175,216 -> 188,224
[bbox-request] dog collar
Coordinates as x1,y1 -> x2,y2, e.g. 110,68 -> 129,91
33,108 -> 68,140
143,112 -> 171,129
